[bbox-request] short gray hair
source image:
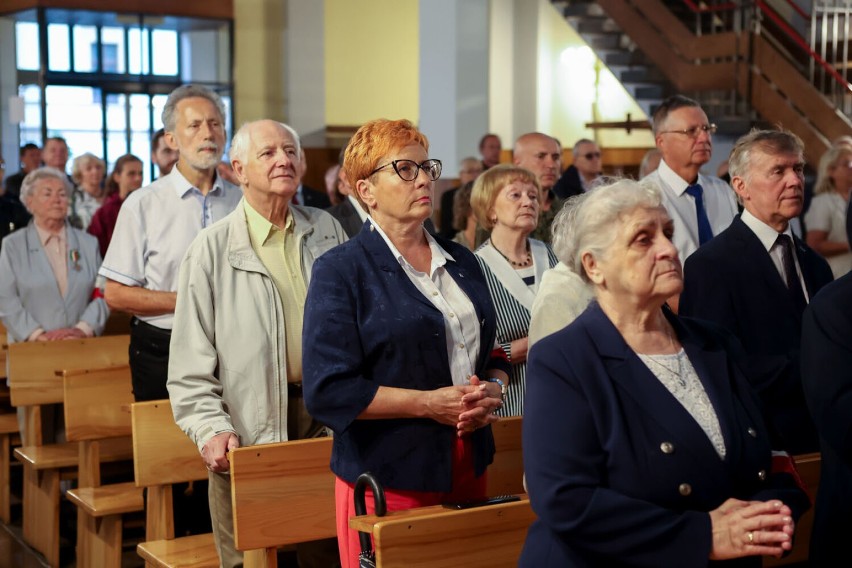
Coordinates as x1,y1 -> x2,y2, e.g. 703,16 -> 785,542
161,84 -> 226,133
728,128 -> 804,183
652,95 -> 701,136
556,178 -> 663,282
229,120 -> 301,166
20,167 -> 73,213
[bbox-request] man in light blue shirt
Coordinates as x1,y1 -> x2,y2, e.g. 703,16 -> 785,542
100,84 -> 241,402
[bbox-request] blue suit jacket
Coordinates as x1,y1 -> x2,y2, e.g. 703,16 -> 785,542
0,222 -> 108,343
520,303 -> 809,567
801,272 -> 852,565
680,215 -> 833,454
303,223 -> 506,492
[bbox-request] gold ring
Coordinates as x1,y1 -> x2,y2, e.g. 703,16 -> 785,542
747,531 -> 754,544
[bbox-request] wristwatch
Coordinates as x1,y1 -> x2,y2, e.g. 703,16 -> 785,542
486,377 -> 507,402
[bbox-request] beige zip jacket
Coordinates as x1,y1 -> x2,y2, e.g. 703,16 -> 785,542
167,200 -> 347,451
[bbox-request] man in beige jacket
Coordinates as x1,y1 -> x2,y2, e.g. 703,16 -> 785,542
168,120 -> 346,567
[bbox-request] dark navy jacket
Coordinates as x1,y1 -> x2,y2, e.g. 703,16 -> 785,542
520,303 -> 809,567
680,215 -> 833,454
303,222 -> 506,492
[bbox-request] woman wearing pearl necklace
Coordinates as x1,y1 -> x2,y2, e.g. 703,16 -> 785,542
471,164 -> 558,417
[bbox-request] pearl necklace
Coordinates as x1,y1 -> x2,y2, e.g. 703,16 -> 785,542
490,239 -> 532,268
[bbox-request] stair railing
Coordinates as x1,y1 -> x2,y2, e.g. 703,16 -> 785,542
810,1 -> 852,115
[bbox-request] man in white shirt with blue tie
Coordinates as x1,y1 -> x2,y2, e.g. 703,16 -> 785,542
642,95 -> 737,263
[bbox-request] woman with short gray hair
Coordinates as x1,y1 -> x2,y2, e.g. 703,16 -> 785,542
1,166 -> 107,344
0,167 -> 108,442
520,178 -> 809,566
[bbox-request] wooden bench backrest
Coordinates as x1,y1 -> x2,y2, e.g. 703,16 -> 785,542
487,416 -> 524,496
131,400 -> 206,487
0,321 -> 7,380
63,365 -> 133,442
8,334 -> 130,406
230,437 -> 335,551
351,498 -> 535,568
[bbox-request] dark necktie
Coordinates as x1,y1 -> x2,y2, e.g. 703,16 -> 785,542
776,234 -> 807,314
684,184 -> 713,245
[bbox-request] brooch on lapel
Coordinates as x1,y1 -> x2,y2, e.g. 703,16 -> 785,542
69,249 -> 81,271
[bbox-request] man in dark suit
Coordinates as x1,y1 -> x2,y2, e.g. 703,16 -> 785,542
4,143 -> 41,200
294,149 -> 331,208
479,133 -> 502,170
680,129 -> 833,455
438,156 -> 482,238
327,161 -> 367,238
801,271 -> 852,566
551,138 -> 602,200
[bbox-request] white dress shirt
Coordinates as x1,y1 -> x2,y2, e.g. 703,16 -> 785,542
740,208 -> 810,301
643,159 -> 738,262
99,166 -> 242,329
369,219 -> 480,386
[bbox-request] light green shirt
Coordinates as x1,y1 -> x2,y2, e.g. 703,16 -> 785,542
244,200 -> 306,382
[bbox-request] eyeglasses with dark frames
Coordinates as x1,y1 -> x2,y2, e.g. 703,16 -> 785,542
369,159 -> 442,182
582,152 -> 602,160
658,124 -> 718,139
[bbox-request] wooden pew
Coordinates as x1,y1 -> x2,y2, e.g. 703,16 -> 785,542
350,497 -> 535,567
13,365 -> 134,568
7,334 -> 130,446
132,400 -> 219,568
228,417 -> 524,566
764,452 -> 821,567
230,437 -> 335,566
62,365 -> 140,568
0,321 -> 8,380
487,416 -> 524,496
0,413 -> 19,524
0,322 -> 21,524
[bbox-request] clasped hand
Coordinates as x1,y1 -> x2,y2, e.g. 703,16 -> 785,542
425,376 -> 504,437
709,498 -> 795,560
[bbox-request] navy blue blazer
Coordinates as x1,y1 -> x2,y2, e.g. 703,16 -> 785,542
519,303 -> 809,567
302,223 -> 507,492
680,215 -> 833,454
801,272 -> 852,565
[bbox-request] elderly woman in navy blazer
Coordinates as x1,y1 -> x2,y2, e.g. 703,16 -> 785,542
519,179 -> 809,567
0,167 -> 107,345
303,119 -> 509,568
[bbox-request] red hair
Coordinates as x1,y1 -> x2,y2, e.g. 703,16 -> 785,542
343,119 -> 429,206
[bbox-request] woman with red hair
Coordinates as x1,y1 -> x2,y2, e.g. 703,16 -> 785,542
303,119 -> 510,567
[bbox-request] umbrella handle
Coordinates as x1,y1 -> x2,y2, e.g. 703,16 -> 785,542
354,472 -> 386,554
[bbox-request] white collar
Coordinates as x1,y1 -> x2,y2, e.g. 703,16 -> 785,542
740,209 -> 795,252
